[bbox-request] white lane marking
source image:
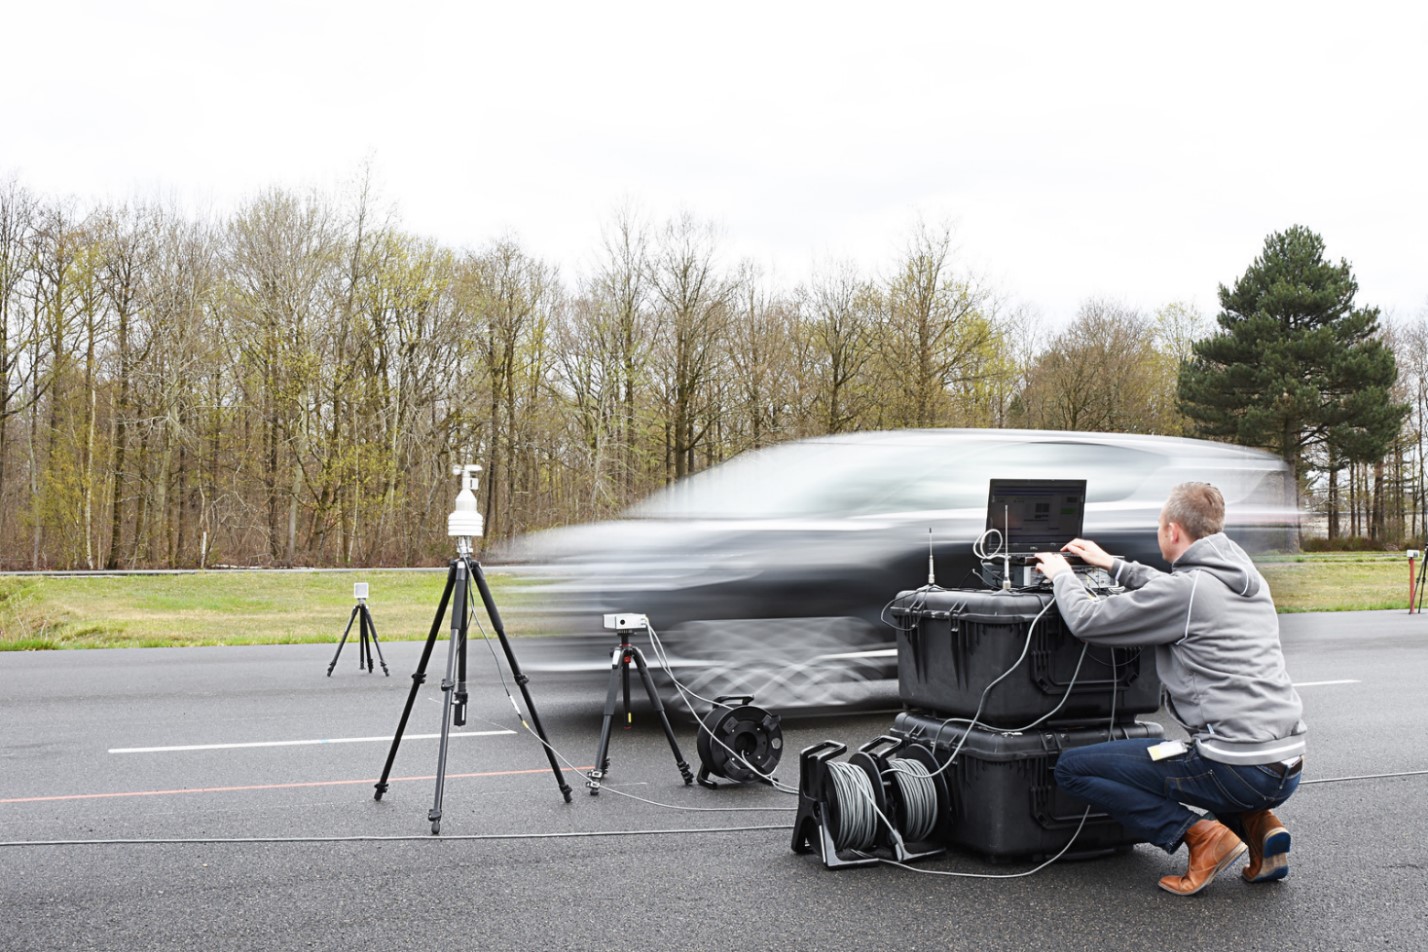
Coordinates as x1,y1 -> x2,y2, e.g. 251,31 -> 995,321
1292,679 -> 1361,688
109,729 -> 515,754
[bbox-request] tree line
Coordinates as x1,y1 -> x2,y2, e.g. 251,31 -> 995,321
0,175 -> 1419,569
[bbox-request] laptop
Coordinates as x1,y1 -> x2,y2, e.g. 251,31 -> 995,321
985,478 -> 1087,564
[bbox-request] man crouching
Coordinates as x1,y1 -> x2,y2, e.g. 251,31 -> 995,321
1035,481 -> 1305,896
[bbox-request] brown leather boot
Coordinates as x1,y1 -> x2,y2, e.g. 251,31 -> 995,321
1158,819 -> 1247,896
1240,809 -> 1291,882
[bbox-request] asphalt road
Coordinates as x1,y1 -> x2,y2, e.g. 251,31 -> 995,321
2,612 -> 1426,951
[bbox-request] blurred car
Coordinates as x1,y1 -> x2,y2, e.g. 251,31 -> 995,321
495,429 -> 1297,712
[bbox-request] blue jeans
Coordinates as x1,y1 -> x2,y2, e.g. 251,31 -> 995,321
1054,739 -> 1301,853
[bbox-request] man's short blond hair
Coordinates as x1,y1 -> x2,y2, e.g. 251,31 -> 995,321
1162,482 -> 1225,541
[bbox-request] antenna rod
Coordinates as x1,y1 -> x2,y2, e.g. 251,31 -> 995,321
1002,504 -> 1012,590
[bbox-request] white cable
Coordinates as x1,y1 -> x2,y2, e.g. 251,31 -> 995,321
880,808 -> 1094,879
921,595 -> 1057,781
466,605 -> 797,812
459,711 -> 793,815
0,825 -> 789,848
642,622 -> 799,795
475,573 -> 779,801
971,527 -> 1005,562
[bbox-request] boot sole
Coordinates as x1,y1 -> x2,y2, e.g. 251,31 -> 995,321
1159,841 -> 1248,896
1244,829 -> 1291,883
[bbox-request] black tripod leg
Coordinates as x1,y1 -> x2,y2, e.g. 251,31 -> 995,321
454,589 -> 469,727
429,560 -> 470,834
364,605 -> 390,676
360,609 -> 373,673
469,559 -> 573,802
1415,534 -> 1427,613
373,562 -> 456,801
622,644 -> 633,730
590,646 -> 625,795
629,645 -> 694,785
327,607 -> 360,676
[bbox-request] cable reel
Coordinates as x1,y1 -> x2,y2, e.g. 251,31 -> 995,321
695,695 -> 783,789
790,741 -> 879,869
790,737 -> 950,870
849,736 -> 947,863
888,741 -> 953,852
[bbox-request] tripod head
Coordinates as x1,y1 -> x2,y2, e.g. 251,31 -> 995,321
448,464 -> 484,554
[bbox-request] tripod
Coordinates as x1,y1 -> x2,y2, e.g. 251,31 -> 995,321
588,621 -> 693,795
326,594 -> 389,676
373,540 -> 573,833
1416,529 -> 1428,614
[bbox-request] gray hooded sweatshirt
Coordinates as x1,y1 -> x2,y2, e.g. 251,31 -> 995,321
1050,532 -> 1306,766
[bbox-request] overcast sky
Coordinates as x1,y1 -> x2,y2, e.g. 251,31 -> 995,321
5,1 -> 1425,329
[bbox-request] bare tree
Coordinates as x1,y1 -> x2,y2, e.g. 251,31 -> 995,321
1015,298 -> 1167,433
875,221 -> 995,427
0,179 -> 44,547
225,188 -> 337,564
725,261 -> 797,452
646,214 -> 732,480
797,260 -> 877,434
456,238 -> 558,539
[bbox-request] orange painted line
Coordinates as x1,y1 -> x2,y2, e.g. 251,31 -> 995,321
0,766 -> 592,805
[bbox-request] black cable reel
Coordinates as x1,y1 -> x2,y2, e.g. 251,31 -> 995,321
695,695 -> 783,788
860,737 -> 949,862
791,736 -> 950,870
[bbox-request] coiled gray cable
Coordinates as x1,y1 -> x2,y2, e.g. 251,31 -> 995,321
825,760 -> 878,851
886,757 -> 938,843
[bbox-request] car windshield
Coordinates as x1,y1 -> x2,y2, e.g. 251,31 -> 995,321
628,437 -> 1162,519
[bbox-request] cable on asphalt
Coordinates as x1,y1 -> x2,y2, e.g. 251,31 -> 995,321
1300,768 -> 1428,785
0,824 -> 789,848
1,765 -> 1423,849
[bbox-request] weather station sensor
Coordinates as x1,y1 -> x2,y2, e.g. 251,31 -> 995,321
447,464 -> 485,546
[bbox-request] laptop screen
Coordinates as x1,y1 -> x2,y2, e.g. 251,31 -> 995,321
985,478 -> 1087,553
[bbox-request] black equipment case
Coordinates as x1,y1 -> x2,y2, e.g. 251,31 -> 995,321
890,710 -> 1164,861
889,588 -> 1160,727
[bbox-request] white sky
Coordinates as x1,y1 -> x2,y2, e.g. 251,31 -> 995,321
5,1 -> 1426,329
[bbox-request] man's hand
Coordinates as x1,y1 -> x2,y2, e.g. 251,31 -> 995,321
1062,538 -> 1115,569
1035,552 -> 1071,580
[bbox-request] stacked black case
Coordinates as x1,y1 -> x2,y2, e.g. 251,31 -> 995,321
886,587 -> 1164,860
890,711 -> 1162,860
889,588 -> 1160,725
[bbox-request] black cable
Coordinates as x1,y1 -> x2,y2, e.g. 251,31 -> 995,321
880,586 -> 957,633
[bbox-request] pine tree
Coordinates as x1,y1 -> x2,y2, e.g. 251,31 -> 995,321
1178,225 -> 1406,504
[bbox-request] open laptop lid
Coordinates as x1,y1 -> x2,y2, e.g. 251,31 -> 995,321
985,478 -> 1087,555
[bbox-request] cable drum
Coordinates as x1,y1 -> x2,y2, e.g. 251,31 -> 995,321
886,757 -> 939,844
893,742 -> 953,844
824,760 -> 879,852
695,698 -> 783,787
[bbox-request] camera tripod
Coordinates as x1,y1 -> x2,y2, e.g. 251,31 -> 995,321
1416,529 -> 1428,614
588,622 -> 693,795
373,546 -> 573,832
326,598 -> 389,677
